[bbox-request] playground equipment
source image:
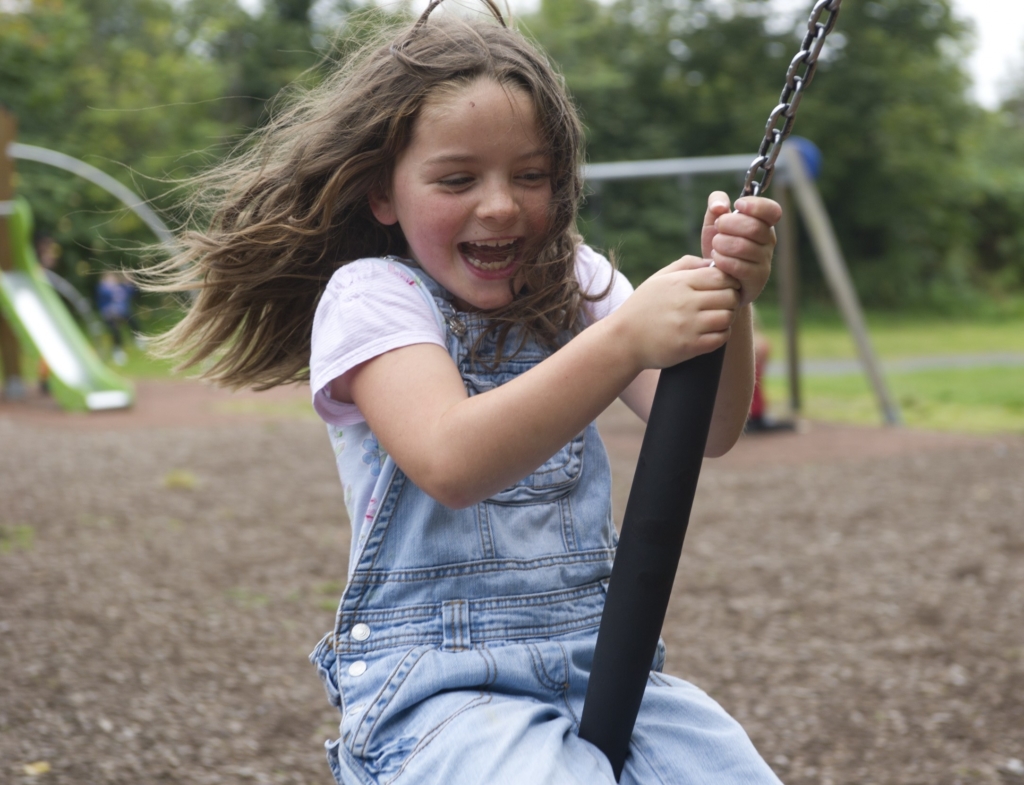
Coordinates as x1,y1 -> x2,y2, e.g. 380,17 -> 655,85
0,196 -> 133,411
578,1 -> 862,778
0,108 -> 172,411
581,142 -> 900,428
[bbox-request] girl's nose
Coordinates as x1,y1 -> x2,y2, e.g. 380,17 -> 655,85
476,180 -> 520,225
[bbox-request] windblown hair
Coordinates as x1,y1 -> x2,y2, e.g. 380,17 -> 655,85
144,1 -> 598,390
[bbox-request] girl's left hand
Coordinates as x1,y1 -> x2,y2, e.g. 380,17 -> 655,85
700,191 -> 782,308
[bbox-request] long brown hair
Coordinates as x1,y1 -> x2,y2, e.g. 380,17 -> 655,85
144,3 -> 599,390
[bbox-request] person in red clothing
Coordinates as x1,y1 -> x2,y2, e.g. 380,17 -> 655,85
749,330 -> 770,423
745,310 -> 795,433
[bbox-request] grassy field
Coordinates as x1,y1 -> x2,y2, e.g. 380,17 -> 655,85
758,306 -> 1024,433
11,303 -> 1024,434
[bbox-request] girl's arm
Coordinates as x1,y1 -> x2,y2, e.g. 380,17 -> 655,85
618,193 -> 780,456
344,262 -> 739,509
618,303 -> 754,457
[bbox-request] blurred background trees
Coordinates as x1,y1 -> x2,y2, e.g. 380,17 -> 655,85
2,0 -> 1024,313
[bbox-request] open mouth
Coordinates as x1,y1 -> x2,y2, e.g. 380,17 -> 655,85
458,238 -> 521,272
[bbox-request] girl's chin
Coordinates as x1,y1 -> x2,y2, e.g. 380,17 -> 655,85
453,284 -> 516,312
451,276 -> 517,312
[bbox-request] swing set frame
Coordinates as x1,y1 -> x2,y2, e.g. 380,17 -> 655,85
578,2 -> 858,779
582,146 -> 901,428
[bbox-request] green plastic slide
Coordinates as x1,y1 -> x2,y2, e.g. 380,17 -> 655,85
0,198 -> 133,411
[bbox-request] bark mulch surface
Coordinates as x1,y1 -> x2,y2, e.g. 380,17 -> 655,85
1,382 -> 1022,785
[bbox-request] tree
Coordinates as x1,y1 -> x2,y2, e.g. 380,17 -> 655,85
794,0 -> 979,307
524,0 -> 794,281
960,53 -> 1024,293
180,0 -> 321,132
0,0 -> 229,296
525,0 -> 988,307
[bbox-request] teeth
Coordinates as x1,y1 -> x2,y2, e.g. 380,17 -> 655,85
465,251 -> 516,271
470,239 -> 516,248
461,238 -> 518,271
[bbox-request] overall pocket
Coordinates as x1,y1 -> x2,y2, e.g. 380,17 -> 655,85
462,361 -> 586,505
346,646 -> 494,784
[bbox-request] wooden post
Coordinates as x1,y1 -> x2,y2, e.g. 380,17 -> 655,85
774,183 -> 801,415
0,106 -> 15,272
0,106 -> 24,389
783,146 -> 902,426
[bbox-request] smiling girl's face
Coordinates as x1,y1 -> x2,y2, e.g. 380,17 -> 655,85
369,77 -> 553,312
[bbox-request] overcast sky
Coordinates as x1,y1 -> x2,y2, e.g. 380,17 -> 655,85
737,0 -> 1024,108
949,0 -> 1024,107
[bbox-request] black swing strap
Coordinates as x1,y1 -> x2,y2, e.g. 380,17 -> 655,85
577,2 -> 844,779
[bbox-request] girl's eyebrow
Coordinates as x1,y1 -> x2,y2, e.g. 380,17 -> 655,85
421,148 -> 550,167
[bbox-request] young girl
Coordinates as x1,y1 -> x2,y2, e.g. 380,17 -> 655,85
153,4 -> 784,783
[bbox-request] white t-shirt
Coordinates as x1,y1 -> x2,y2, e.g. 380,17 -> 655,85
309,244 -> 633,567
310,244 -> 633,424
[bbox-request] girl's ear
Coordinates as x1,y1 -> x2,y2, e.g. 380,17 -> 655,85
369,191 -> 398,226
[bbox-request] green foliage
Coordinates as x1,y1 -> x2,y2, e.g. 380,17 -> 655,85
793,0 -> 979,308
961,105 -> 1024,296
525,0 -> 794,280
178,0 -> 320,131
524,0 -> 1024,310
4,0 -> 1024,316
0,0 -> 229,313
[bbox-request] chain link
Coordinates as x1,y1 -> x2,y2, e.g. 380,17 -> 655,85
741,0 -> 843,198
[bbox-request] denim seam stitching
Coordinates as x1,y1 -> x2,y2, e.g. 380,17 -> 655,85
352,645 -> 431,758
648,671 -> 672,688
382,692 -> 493,785
555,642 -> 581,729
331,738 -> 379,785
477,646 -> 499,687
347,549 -> 616,583
560,496 -> 577,553
332,612 -> 604,652
526,643 -> 562,693
627,728 -> 671,785
476,502 -> 495,560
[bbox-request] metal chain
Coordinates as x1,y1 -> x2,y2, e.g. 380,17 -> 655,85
741,0 -> 843,197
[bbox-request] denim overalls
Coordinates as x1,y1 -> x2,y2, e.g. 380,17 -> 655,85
311,261 -> 782,785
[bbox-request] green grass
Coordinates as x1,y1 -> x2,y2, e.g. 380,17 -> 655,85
11,298 -> 1024,434
14,325 -> 178,384
114,307 -> 1024,434
0,524 -> 35,554
104,340 -> 180,378
757,305 -> 1024,433
765,366 -> 1024,434
757,307 -> 1024,360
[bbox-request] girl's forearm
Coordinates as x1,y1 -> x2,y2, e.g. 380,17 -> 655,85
420,304 -> 747,505
614,305 -> 754,458
705,304 -> 755,457
354,316 -> 642,509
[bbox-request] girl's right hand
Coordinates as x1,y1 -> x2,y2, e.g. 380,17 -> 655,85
610,255 -> 741,372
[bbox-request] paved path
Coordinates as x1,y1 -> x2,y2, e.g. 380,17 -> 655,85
766,351 -> 1024,377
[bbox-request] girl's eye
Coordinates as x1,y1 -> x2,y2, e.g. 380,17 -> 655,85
517,171 -> 550,185
438,176 -> 473,188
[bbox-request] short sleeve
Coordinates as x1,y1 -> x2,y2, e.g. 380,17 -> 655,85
575,244 -> 633,323
310,259 -> 446,426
